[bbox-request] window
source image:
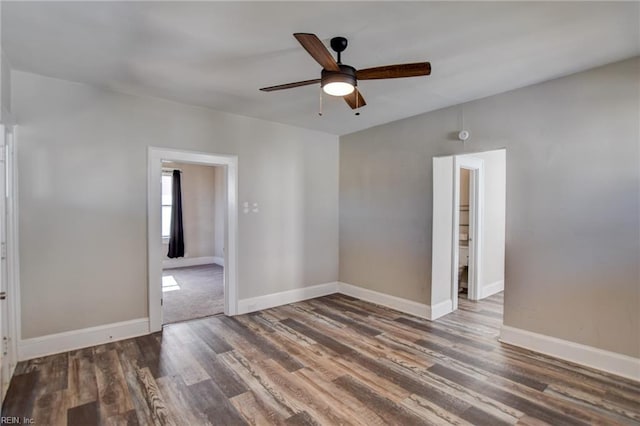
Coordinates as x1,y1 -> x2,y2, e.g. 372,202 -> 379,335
161,173 -> 173,238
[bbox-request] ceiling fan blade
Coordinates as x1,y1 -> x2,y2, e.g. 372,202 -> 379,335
259,79 -> 321,92
293,33 -> 340,71
356,62 -> 431,80
344,88 -> 366,110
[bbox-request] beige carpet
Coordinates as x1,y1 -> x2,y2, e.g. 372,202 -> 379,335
162,264 -> 224,324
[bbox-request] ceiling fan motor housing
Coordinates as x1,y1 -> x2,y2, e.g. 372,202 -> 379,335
321,64 -> 357,90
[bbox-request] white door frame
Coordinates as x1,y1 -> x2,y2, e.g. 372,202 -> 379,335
147,147 -> 238,332
6,127 -> 18,378
452,155 -> 484,309
0,124 -> 18,399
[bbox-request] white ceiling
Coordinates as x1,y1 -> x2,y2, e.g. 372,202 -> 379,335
2,2 -> 639,135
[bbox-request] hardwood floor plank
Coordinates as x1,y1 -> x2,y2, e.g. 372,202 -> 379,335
157,330 -> 210,386
319,296 -> 375,317
396,317 -> 496,352
416,338 -> 549,391
135,366 -> 176,425
231,391 -> 286,426
218,351 -> 298,421
68,347 -> 98,409
104,409 -> 139,426
2,370 -> 39,419
393,360 -> 523,423
281,304 -> 347,331
94,349 -> 134,420
375,355 -> 519,424
256,359 -> 356,426
282,306 -> 407,362
284,410 -> 320,426
458,405 -> 513,426
347,351 -> 473,415
236,319 -> 345,382
334,375 -> 433,426
156,375 -> 210,426
187,337 -> 248,398
293,368 -> 387,426
428,363 -> 589,426
67,401 -> 99,426
114,339 -> 155,425
187,320 -> 234,354
500,344 -> 640,399
218,316 -> 305,372
329,352 -> 413,401
280,318 -> 353,355
135,333 -> 173,379
6,292 -> 638,425
44,352 -> 70,394
33,389 -> 67,425
401,394 -> 474,425
544,386 -> 640,425
188,379 -> 248,425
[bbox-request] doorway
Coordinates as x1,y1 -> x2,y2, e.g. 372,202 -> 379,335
160,161 -> 226,324
457,168 -> 471,298
431,149 -> 505,317
147,148 -> 238,332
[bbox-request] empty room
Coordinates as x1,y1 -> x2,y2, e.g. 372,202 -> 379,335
0,2 -> 638,425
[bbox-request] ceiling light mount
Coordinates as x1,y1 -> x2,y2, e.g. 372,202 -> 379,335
321,65 -> 356,96
330,36 -> 348,63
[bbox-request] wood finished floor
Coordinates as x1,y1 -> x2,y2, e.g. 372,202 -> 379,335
3,292 -> 640,425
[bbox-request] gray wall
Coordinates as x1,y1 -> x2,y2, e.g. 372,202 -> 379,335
0,49 -> 11,122
340,57 -> 639,357
161,162 -> 218,261
14,71 -> 339,339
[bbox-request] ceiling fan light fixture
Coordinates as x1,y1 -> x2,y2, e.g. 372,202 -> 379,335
321,65 -> 357,97
323,81 -> 355,96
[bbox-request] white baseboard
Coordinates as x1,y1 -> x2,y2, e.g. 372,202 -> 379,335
18,318 -> 150,361
163,256 -> 216,269
238,281 -> 448,321
500,325 -> 640,382
237,282 -> 339,315
212,256 -> 224,267
481,280 -> 504,299
337,282 -> 434,320
430,299 -> 453,320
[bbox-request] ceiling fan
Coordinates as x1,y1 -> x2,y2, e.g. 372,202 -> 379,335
259,33 -> 431,110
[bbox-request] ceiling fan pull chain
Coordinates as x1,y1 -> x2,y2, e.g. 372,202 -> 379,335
319,87 -> 323,116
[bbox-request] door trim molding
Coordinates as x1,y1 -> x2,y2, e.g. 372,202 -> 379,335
147,147 -> 239,332
3,125 -> 19,396
452,155 -> 484,309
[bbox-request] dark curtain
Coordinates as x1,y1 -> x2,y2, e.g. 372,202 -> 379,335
167,170 -> 185,258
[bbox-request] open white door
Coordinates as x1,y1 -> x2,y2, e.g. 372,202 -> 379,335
431,156 -> 455,314
453,155 -> 484,302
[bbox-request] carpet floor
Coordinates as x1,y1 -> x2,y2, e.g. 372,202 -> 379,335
162,264 -> 224,324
